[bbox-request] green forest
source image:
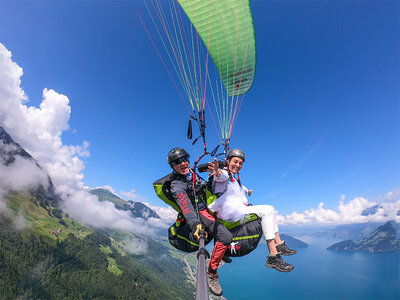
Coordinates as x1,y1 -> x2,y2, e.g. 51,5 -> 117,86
0,194 -> 195,299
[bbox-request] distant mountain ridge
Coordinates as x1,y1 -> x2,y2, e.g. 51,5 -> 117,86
362,204 -> 383,216
293,222 -> 386,241
90,188 -> 159,219
0,126 -> 61,208
0,127 -> 32,164
327,221 -> 400,252
280,234 -> 308,248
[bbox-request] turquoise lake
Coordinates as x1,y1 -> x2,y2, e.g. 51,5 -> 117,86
216,237 -> 400,300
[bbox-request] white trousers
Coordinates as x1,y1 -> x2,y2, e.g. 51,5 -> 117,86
242,205 -> 279,240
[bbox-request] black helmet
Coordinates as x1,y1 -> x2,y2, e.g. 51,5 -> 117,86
167,147 -> 190,164
227,148 -> 245,162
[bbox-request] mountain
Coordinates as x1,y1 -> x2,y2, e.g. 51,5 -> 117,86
280,234 -> 308,248
0,127 -> 194,299
0,203 -> 194,299
328,223 -> 383,240
327,221 -> 400,252
292,222 -> 383,240
361,204 -> 383,216
0,126 -> 61,208
90,188 -> 159,219
0,126 -> 32,163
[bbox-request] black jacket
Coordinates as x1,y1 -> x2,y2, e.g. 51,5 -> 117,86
169,171 -> 205,231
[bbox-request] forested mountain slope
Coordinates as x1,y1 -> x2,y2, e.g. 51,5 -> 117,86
0,126 -> 194,299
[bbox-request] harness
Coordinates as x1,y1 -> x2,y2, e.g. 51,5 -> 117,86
152,171 -> 206,214
154,170 -> 262,257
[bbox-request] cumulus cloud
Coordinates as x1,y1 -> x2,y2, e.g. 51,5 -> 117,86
0,42 -> 164,235
120,189 -> 141,201
124,238 -> 149,255
279,190 -> 400,225
0,140 -> 49,211
143,202 -> 177,223
0,154 -> 49,193
95,185 -> 121,197
64,191 -> 160,235
376,190 -> 400,202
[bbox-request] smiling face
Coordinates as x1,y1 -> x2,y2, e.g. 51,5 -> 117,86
228,156 -> 244,174
171,156 -> 190,175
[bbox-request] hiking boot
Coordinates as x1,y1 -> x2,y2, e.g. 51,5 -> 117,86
207,269 -> 223,296
266,254 -> 294,272
276,241 -> 297,256
222,255 -> 232,263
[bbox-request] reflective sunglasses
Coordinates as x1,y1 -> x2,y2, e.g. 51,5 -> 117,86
171,156 -> 189,166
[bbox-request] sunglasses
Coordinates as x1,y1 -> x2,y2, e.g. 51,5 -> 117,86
171,156 -> 189,166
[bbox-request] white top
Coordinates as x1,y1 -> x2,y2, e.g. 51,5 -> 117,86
208,169 -> 249,221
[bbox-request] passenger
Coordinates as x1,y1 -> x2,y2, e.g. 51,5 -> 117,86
167,147 -> 232,296
208,149 -> 296,272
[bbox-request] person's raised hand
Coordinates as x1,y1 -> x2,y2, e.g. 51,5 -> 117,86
208,158 -> 222,177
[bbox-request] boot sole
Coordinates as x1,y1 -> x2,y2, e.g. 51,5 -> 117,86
279,252 -> 297,256
208,287 -> 223,297
266,263 -> 294,272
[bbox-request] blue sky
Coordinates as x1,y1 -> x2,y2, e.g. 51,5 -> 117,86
1,0 -> 399,220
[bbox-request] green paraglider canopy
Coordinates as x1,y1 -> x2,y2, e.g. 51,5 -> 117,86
177,0 -> 257,97
138,0 -> 257,149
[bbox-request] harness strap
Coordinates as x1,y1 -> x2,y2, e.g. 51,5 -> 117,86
228,168 -> 242,187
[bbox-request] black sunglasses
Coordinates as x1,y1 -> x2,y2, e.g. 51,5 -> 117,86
171,156 -> 189,166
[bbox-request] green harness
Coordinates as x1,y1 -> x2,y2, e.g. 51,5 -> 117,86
153,173 -> 262,256
153,173 -> 181,213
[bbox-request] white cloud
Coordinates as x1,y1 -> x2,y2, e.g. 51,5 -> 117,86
279,190 -> 400,225
0,139 -> 50,211
143,202 -> 178,223
376,189 -> 400,202
14,210 -> 27,231
0,154 -> 49,192
118,186 -> 176,225
120,189 -> 140,201
0,42 -> 165,235
95,185 -> 121,198
124,238 -> 148,255
0,187 -> 7,212
63,191 -> 160,235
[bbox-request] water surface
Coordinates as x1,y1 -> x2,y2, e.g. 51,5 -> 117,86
218,237 -> 399,300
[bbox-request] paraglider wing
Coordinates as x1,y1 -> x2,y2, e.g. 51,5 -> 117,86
177,0 -> 257,96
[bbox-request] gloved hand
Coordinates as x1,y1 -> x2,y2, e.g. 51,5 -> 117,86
193,224 -> 208,240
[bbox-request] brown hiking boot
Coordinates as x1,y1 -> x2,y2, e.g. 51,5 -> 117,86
266,253 -> 294,272
207,269 -> 223,296
276,241 -> 297,256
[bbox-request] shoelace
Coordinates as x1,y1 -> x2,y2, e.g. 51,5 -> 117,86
281,244 -> 288,251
